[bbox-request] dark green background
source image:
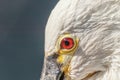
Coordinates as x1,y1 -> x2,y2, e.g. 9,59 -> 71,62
0,0 -> 58,80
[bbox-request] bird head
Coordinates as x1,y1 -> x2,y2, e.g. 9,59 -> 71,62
41,0 -> 120,80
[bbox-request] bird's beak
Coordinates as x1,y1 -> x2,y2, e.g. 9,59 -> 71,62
40,54 -> 64,80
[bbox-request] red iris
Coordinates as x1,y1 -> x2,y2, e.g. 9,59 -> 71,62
61,38 -> 74,49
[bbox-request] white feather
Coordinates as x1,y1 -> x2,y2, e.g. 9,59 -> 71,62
45,0 -> 120,80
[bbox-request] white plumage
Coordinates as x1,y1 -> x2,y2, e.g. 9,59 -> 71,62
42,0 -> 120,80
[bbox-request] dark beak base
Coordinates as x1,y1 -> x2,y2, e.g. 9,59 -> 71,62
40,54 -> 65,80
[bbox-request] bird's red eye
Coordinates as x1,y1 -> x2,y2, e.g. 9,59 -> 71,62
61,38 -> 74,49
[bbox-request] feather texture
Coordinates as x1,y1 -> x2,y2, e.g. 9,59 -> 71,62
45,0 -> 120,80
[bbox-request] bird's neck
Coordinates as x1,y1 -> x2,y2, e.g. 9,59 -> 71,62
104,55 -> 120,80
92,54 -> 120,80
93,66 -> 120,80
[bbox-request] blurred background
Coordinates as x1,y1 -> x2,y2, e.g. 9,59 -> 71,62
0,0 -> 58,80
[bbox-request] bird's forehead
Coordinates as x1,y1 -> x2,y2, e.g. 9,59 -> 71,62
45,0 -> 79,53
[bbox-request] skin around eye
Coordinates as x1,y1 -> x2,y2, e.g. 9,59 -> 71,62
55,34 -> 79,55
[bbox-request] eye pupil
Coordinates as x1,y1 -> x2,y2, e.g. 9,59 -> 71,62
65,41 -> 70,46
